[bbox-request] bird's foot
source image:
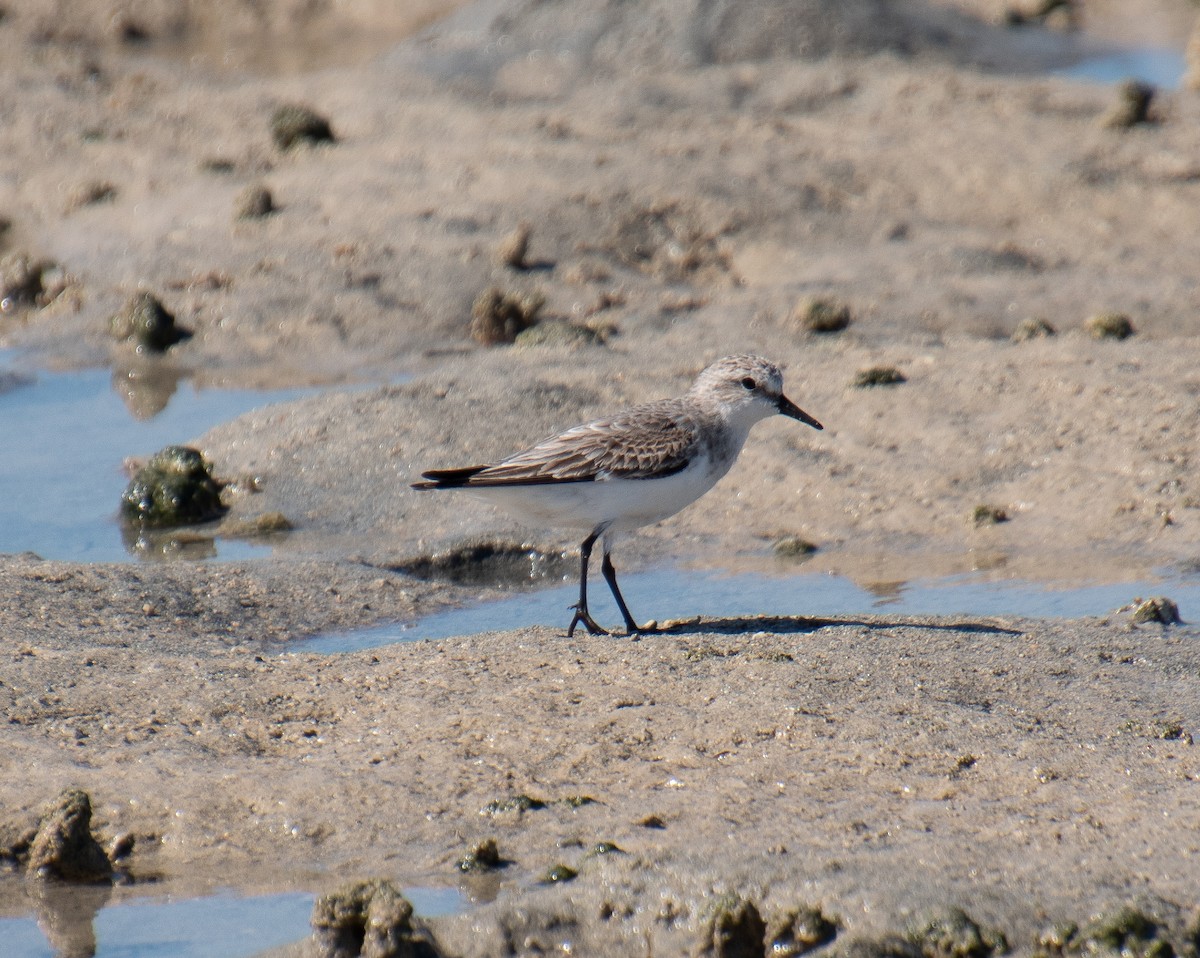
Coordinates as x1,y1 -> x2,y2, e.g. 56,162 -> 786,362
625,619 -> 659,637
567,606 -> 609,637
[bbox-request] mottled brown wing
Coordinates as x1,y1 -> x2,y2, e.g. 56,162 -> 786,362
461,400 -> 698,485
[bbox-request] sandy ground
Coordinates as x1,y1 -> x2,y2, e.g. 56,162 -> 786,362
3,0 -> 1200,955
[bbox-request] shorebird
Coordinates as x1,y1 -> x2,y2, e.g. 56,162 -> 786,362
412,355 -> 823,636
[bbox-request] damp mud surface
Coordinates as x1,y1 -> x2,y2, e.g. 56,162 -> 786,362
3,0 -> 1200,954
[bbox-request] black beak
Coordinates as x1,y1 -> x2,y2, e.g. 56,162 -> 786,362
778,394 -> 823,430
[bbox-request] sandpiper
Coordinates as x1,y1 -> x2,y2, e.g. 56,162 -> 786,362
412,355 -> 823,636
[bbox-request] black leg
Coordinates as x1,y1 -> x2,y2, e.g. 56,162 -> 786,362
601,550 -> 650,636
567,530 -> 608,637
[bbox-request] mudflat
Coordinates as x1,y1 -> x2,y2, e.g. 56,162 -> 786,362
2,1 -> 1199,955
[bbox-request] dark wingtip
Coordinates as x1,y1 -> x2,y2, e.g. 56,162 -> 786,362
412,466 -> 488,489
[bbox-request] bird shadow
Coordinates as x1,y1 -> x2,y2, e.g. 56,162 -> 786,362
644,614 -> 1024,637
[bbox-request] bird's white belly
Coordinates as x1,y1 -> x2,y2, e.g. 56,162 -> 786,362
467,455 -> 726,533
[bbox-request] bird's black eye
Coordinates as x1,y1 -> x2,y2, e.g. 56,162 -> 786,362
741,377 -> 756,390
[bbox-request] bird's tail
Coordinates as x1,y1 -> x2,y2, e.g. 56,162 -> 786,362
411,466 -> 488,490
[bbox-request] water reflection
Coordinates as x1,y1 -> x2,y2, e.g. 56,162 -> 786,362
110,360 -> 188,422
28,882 -> 112,958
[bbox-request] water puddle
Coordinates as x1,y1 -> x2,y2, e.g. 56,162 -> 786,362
293,565 -> 1199,654
1051,46 -> 1187,87
0,885 -> 465,958
0,351 -> 314,562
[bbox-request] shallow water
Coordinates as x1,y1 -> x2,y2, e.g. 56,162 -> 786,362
294,564 -> 1199,654
1052,46 -> 1187,87
0,351 -> 313,562
0,885 -> 465,958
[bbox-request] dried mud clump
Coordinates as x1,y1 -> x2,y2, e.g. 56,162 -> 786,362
65,180 -> 117,212
1085,312 -> 1135,340
1,252 -> 57,312
769,906 -> 839,957
120,445 -> 226,526
698,897 -> 767,958
1104,80 -> 1156,129
271,104 -> 335,150
496,221 -> 532,269
905,906 -> 1008,958
794,296 -> 852,334
311,878 -> 441,958
1012,317 -> 1056,341
1130,596 -> 1181,626
27,788 -> 113,883
853,366 -> 906,388
470,287 -> 545,345
234,184 -> 275,220
109,291 -> 192,352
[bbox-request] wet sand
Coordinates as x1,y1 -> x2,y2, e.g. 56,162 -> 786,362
2,0 -> 1200,954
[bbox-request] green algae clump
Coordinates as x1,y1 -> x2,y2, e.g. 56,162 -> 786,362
110,292 -> 192,353
905,906 -> 1008,958
271,104 -> 335,150
1083,907 -> 1174,958
1130,596 -> 1181,625
853,367 -> 906,388
774,535 -> 818,558
539,864 -> 578,885
121,446 -> 226,526
1085,313 -> 1135,341
481,794 -> 546,816
769,905 -> 839,956
972,505 -> 1009,527
1012,317 -> 1056,342
557,795 -> 597,809
795,296 -> 852,334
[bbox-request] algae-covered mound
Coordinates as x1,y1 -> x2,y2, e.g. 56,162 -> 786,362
120,445 -> 226,526
27,788 -> 113,883
109,291 -> 192,353
311,878 -> 442,958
